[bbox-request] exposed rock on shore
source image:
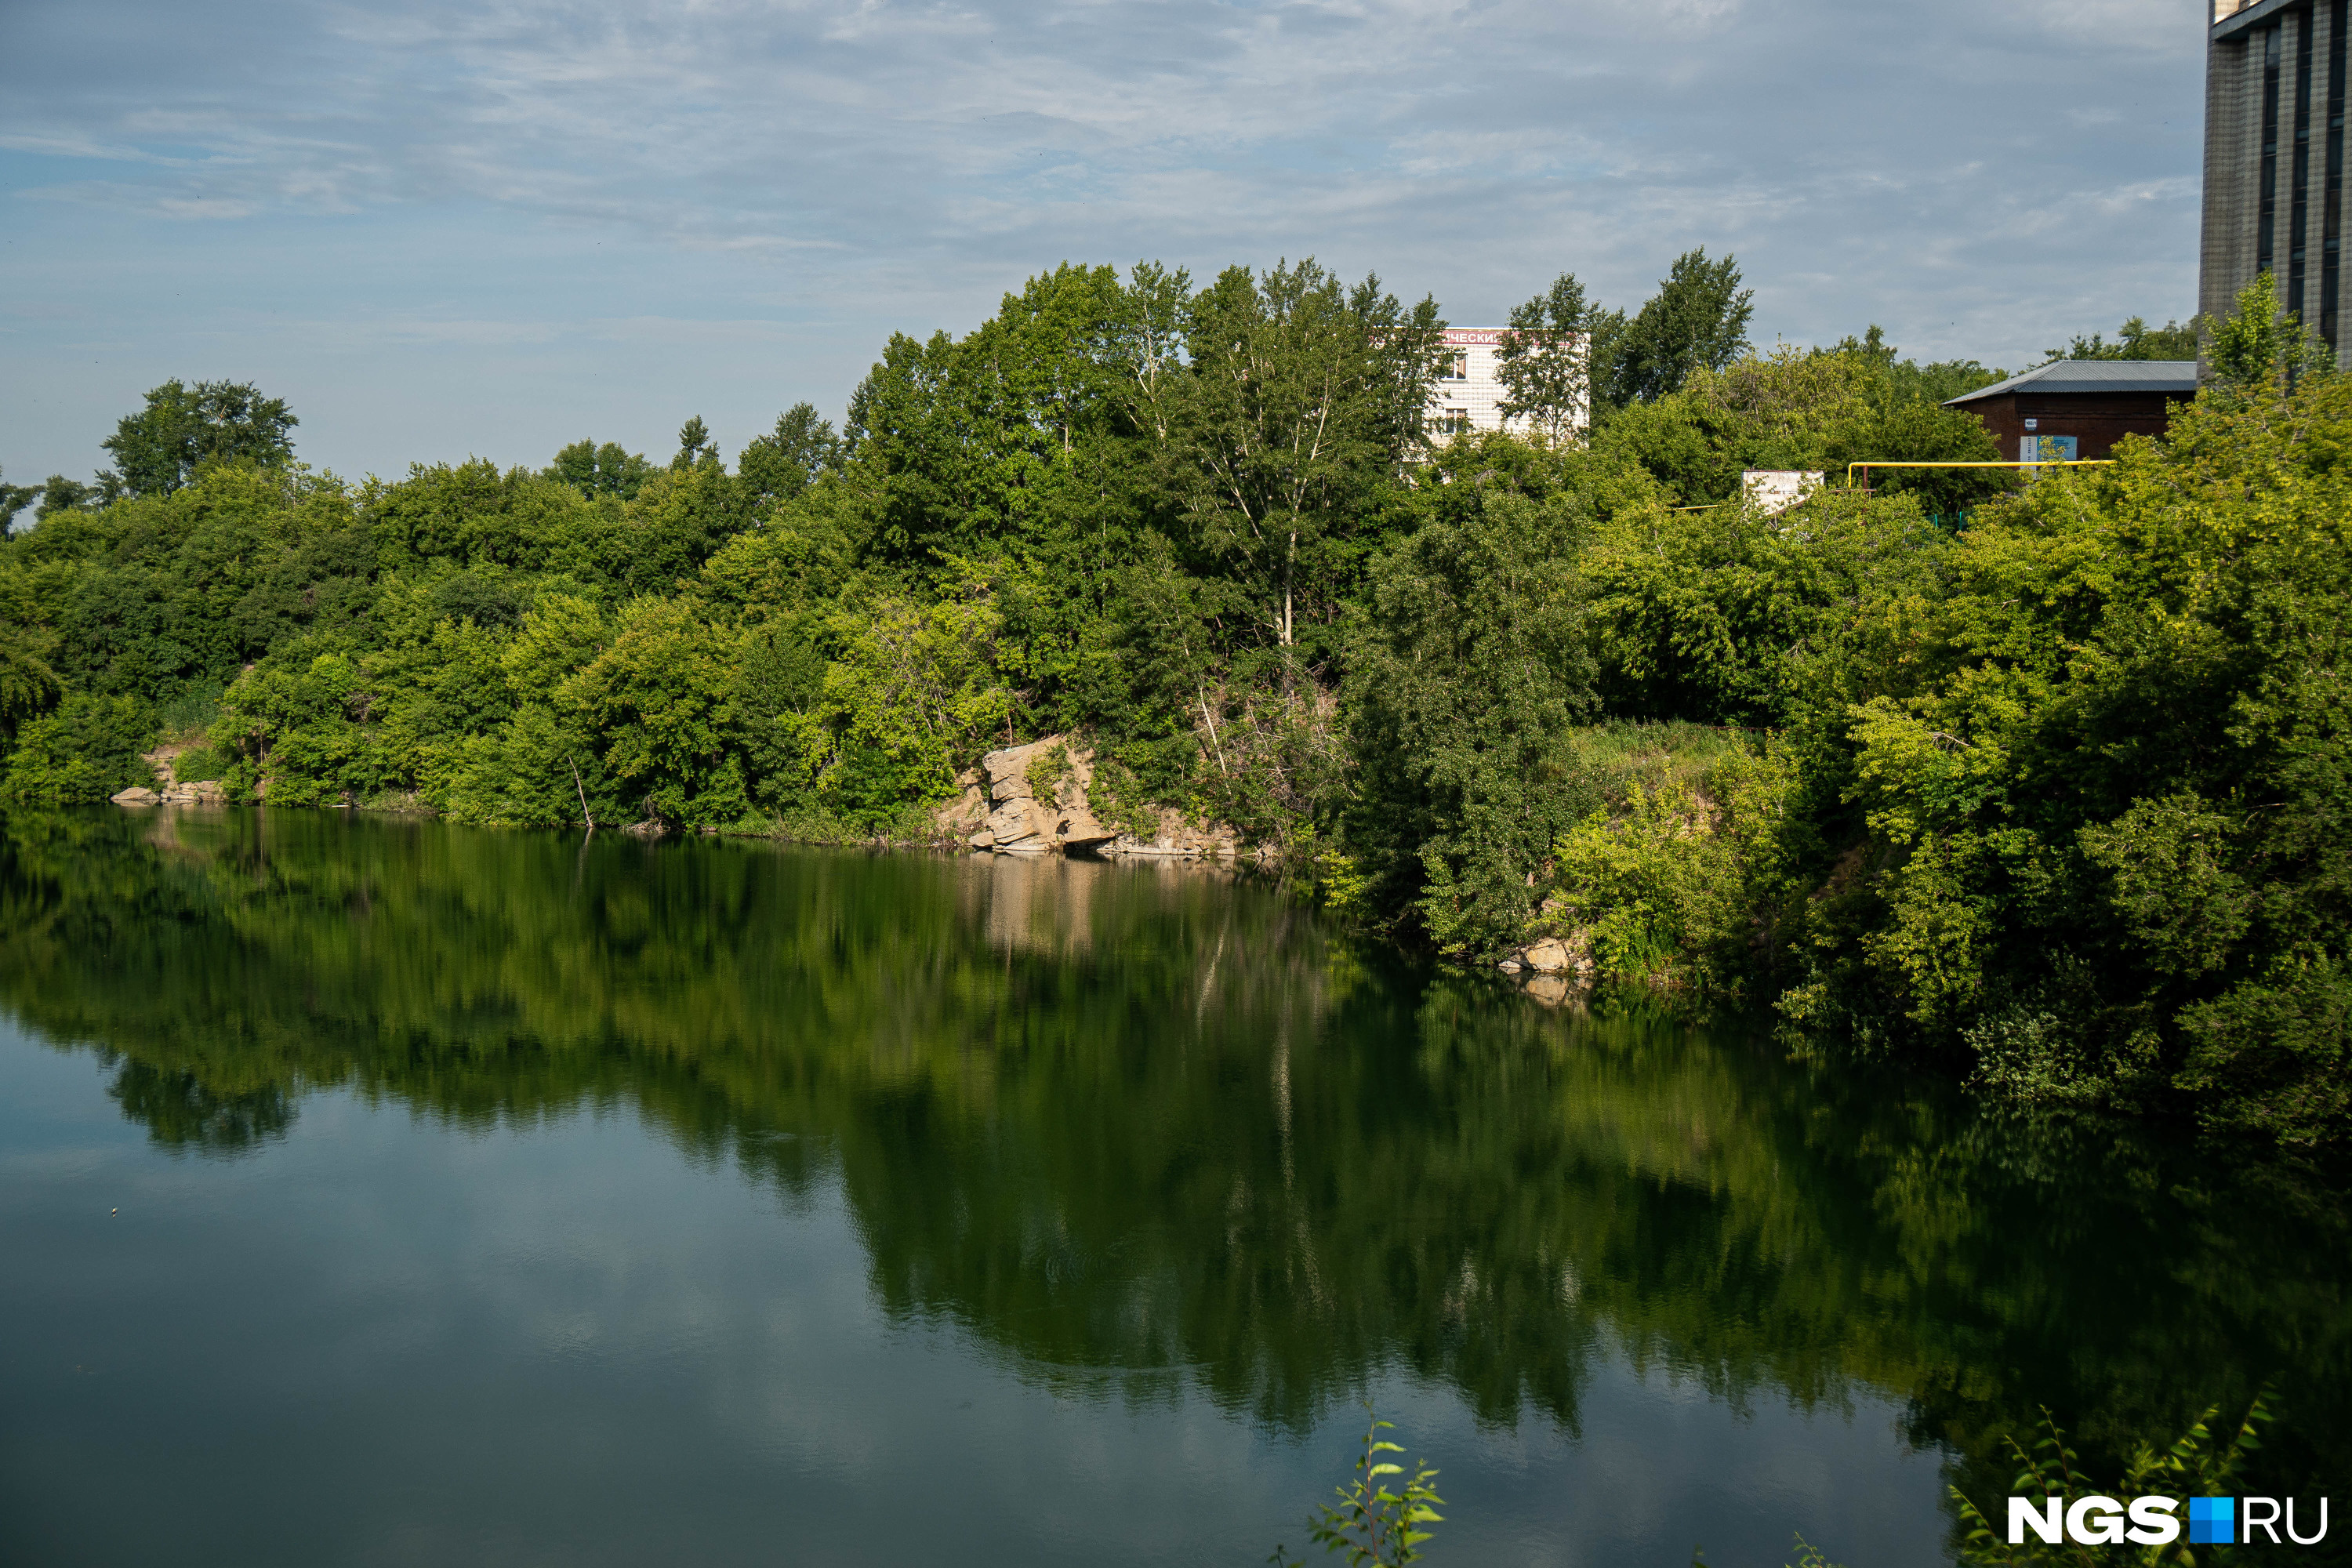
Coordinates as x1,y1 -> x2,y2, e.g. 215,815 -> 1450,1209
1102,809 -> 1243,859
1496,930 -> 1595,1005
949,735 -> 1241,858
957,738 -> 1116,855
113,780 -> 231,806
119,742 -> 230,807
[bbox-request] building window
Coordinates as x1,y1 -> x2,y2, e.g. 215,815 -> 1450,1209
2324,0 -> 2347,348
2261,23 -> 2283,276
1439,350 -> 1468,381
1436,408 -> 1470,435
2290,12 -> 2316,316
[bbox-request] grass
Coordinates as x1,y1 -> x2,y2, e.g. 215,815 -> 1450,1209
157,687 -> 224,745
1563,720 -> 1754,811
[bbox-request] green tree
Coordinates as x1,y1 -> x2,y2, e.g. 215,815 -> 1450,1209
101,379 -> 297,498
545,439 -> 654,499
1140,259 -> 1446,668
844,262 -> 1142,580
1783,292 -> 2352,1142
35,474 -> 100,521
0,622 -> 64,741
0,691 -> 154,802
0,465 -> 34,531
736,403 -> 840,510
1830,325 -> 2009,406
372,459 -> 612,577
568,595 -> 747,826
1604,249 -> 1755,407
843,328 -> 971,563
811,572 -> 1016,827
672,415 -> 717,470
604,461 -> 747,596
1494,272 -> 1597,443
1582,485 -> 1955,725
1596,343 -> 2002,514
2046,316 -> 2199,363
2203,270 -> 2332,394
212,639 -> 389,807
1345,471 -> 1597,954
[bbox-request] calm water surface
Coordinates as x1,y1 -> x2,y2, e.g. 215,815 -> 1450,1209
0,809 -> 2343,1567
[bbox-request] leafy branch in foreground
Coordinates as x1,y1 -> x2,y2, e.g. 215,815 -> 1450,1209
1270,1407 -> 1443,1567
1787,1534 -> 1843,1568
1953,1391 -> 2272,1567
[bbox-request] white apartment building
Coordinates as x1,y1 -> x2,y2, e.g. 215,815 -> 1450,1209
1425,328 -> 1586,437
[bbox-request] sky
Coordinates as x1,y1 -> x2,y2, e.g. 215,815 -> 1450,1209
2,0 -> 2207,489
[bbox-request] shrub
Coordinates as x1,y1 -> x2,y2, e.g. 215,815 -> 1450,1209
0,693 -> 154,803
1270,1409 -> 1443,1568
1539,737 -> 1798,993
172,744 -> 227,783
1345,487 -> 1598,955
1025,739 -> 1073,804
1553,779 -> 1737,985
1953,1393 -> 2271,1566
158,686 -> 223,739
1084,752 -> 1163,838
1192,684 -> 1346,857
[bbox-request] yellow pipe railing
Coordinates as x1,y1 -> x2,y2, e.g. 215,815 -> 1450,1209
1844,459 -> 2114,487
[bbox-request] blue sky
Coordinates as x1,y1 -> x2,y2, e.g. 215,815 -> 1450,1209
2,0 -> 2205,488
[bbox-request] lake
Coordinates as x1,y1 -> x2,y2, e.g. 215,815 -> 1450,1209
0,808 -> 2343,1566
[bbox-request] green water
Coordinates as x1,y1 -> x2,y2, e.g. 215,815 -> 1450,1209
0,808 -> 2343,1566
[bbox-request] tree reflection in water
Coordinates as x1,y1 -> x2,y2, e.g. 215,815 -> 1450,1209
0,805 -> 2343,1545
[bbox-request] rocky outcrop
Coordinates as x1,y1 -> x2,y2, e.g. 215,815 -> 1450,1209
111,786 -> 161,807
1497,929 -> 1595,990
134,742 -> 229,807
937,768 -> 991,838
950,736 -> 1243,858
1101,808 -> 1242,860
964,738 -> 1117,855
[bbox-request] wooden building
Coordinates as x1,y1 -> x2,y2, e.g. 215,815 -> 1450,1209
1944,360 -> 2200,460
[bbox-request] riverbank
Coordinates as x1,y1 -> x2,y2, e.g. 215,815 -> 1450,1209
14,281 -> 2352,1147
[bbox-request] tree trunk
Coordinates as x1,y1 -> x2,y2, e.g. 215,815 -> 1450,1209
1281,528 -> 1297,648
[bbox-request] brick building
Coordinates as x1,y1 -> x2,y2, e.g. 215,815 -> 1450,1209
1944,360 -> 2200,460
1425,328 -> 1586,437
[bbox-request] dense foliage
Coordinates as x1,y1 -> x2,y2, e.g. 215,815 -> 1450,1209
2,260 -> 2343,1144
2049,314 -> 2199,363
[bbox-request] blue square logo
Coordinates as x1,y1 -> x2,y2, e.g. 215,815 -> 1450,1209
2189,1497 -> 2234,1545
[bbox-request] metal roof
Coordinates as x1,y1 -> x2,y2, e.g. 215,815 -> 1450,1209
1944,359 -> 2199,405
2213,0 -> 2302,42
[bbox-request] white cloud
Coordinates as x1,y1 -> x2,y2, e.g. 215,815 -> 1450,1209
0,0 -> 2207,479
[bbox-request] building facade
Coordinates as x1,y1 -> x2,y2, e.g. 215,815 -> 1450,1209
1944,360 -> 2200,459
2201,0 -> 2350,365
1428,328 -> 1512,435
1425,328 -> 1587,437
